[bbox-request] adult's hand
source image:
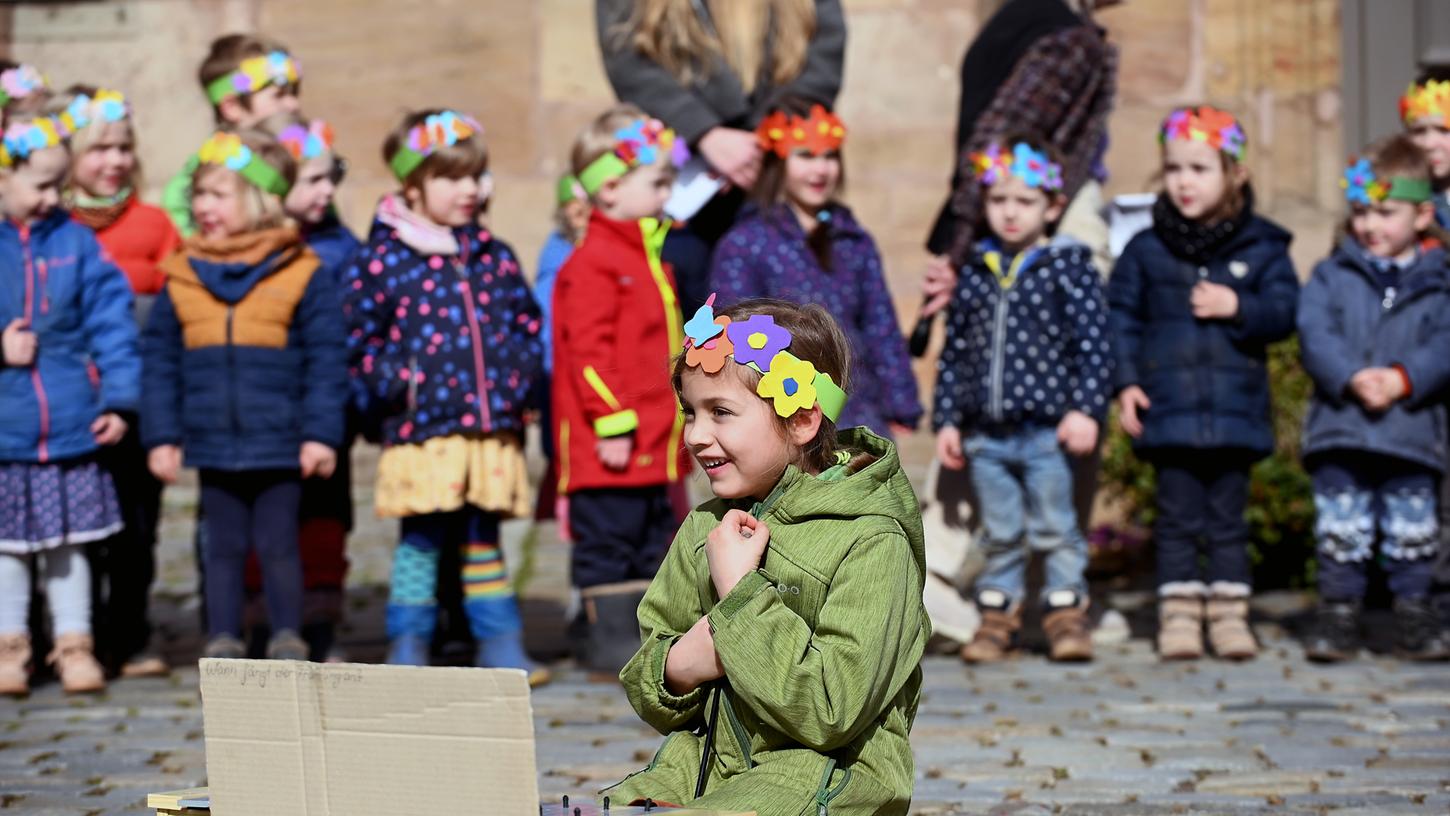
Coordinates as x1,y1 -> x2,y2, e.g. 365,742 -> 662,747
698,127 -> 763,191
922,255 -> 957,318
1117,386 -> 1151,439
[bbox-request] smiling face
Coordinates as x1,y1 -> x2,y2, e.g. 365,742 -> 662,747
192,167 -> 253,239
1408,117 -> 1450,184
1349,198 -> 1432,261
70,120 -> 136,199
783,149 -> 841,213
680,366 -> 804,502
0,145 -> 69,224
407,172 -> 479,227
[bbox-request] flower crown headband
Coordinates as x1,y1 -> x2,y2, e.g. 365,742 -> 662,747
206,51 -> 301,105
755,104 -> 847,158
577,116 -> 690,195
54,90 -> 131,137
1400,79 -> 1450,128
0,117 -> 63,169
0,65 -> 46,109
968,141 -> 1063,191
1341,156 -> 1431,206
196,131 -> 290,196
389,110 -> 481,182
1159,106 -> 1247,162
682,295 -> 847,422
278,119 -> 334,162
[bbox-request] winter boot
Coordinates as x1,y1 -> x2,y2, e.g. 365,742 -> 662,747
48,633 -> 105,694
0,633 -> 31,695
961,590 -> 1021,664
1042,591 -> 1093,662
1305,600 -> 1360,663
1394,597 -> 1450,661
577,581 -> 650,678
1206,588 -> 1258,660
1157,595 -> 1205,660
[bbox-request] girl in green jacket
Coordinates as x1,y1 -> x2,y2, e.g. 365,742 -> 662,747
604,297 -> 930,816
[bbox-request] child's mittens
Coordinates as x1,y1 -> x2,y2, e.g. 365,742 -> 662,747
706,509 -> 771,600
2,318 -> 36,367
300,441 -> 338,479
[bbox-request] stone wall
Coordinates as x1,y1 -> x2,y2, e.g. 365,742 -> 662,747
7,0 -> 1344,347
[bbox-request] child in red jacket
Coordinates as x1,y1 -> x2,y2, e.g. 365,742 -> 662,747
552,104 -> 690,672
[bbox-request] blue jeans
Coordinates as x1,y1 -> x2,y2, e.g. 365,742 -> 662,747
965,426 -> 1088,605
1312,452 -> 1439,601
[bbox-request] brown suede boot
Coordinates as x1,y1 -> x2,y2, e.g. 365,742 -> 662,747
1042,593 -> 1093,662
1206,596 -> 1258,660
0,633 -> 31,696
961,591 -> 1021,664
49,633 -> 106,694
1157,596 -> 1205,660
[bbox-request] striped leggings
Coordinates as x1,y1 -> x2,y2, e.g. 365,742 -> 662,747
387,506 -> 521,640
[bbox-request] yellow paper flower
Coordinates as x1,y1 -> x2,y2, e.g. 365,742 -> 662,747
756,351 -> 819,418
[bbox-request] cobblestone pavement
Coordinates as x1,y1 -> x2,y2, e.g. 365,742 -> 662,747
2,445 -> 1448,815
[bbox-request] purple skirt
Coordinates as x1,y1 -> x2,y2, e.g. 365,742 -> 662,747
0,458 -> 123,554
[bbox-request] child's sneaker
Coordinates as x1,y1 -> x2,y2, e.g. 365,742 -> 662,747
266,630 -> 310,661
1393,597 -> 1450,661
1206,593 -> 1257,661
0,633 -> 31,695
1042,591 -> 1092,662
1305,601 -> 1360,663
203,634 -> 247,660
1157,595 -> 1204,660
119,636 -> 170,678
961,590 -> 1020,664
48,633 -> 105,694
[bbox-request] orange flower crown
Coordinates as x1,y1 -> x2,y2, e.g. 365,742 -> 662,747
755,105 -> 847,159
1400,79 -> 1450,128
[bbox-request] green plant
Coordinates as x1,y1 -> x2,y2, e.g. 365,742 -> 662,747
1097,337 -> 1318,588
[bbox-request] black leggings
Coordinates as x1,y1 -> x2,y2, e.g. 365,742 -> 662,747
200,470 -> 302,639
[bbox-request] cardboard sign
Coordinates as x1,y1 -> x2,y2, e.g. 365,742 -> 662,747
199,659 -> 538,815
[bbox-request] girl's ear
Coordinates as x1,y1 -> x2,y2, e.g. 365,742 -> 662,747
786,405 -> 823,451
1414,200 -> 1436,233
595,177 -> 620,209
402,182 -> 424,211
1045,192 -> 1070,225
1230,160 -> 1251,189
216,96 -> 249,127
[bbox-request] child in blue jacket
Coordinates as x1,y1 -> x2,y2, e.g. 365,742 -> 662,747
1300,135 -> 1450,663
0,110 -> 140,695
1108,107 -> 1299,662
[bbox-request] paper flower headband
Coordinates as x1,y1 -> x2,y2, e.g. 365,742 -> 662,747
1340,156 -> 1431,206
682,295 -> 847,422
196,131 -> 290,196
53,90 -> 131,137
577,117 -> 690,195
1159,106 -> 1247,162
206,51 -> 301,105
755,104 -> 847,158
0,65 -> 46,109
278,119 -> 335,162
1400,79 -> 1450,128
388,110 -> 481,181
556,173 -> 585,206
968,141 -> 1064,191
0,118 -> 63,168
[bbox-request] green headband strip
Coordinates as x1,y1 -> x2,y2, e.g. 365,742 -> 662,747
578,154 -> 629,195
389,148 -> 425,182
1387,177 -> 1433,203
240,161 -> 290,197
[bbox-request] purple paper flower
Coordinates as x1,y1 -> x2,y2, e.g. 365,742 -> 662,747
726,314 -> 792,371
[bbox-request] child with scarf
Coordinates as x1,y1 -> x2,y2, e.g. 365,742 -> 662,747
142,128 -> 347,662
710,102 -> 921,437
1108,106 -> 1299,662
343,110 -> 547,683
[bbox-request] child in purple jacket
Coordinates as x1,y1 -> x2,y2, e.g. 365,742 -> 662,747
709,103 -> 921,436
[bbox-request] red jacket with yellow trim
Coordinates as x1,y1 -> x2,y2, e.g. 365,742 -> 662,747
551,211 -> 690,493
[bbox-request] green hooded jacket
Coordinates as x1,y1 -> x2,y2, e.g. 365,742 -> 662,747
604,429 -> 930,816
162,153 -> 200,237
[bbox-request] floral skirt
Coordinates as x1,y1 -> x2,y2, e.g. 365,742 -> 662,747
0,458 -> 123,555
374,433 -> 531,520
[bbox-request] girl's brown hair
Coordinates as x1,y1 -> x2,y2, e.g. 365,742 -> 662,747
383,108 -> 489,190
50,84 -> 144,196
671,298 -> 852,474
619,0 -> 815,91
191,127 -> 297,231
1156,106 -> 1250,224
1339,133 -> 1450,247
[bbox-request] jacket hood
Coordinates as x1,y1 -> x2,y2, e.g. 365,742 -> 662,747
170,226 -> 305,305
752,427 -> 926,591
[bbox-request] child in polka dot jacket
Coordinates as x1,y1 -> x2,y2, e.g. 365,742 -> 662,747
342,109 -> 547,684
932,134 -> 1112,665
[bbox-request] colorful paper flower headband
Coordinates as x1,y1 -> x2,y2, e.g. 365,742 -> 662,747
0,117 -> 63,168
1340,156 -> 1431,206
1400,79 -> 1450,128
53,90 -> 131,137
278,119 -> 335,162
682,295 -> 847,422
0,65 -> 46,109
196,131 -> 290,196
1159,106 -> 1247,162
968,141 -> 1064,191
755,104 -> 847,158
556,173 -> 585,206
388,110 -> 481,181
577,117 -> 690,195
206,51 -> 301,105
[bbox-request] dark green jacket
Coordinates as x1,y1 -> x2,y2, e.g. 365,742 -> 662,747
606,429 -> 929,816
